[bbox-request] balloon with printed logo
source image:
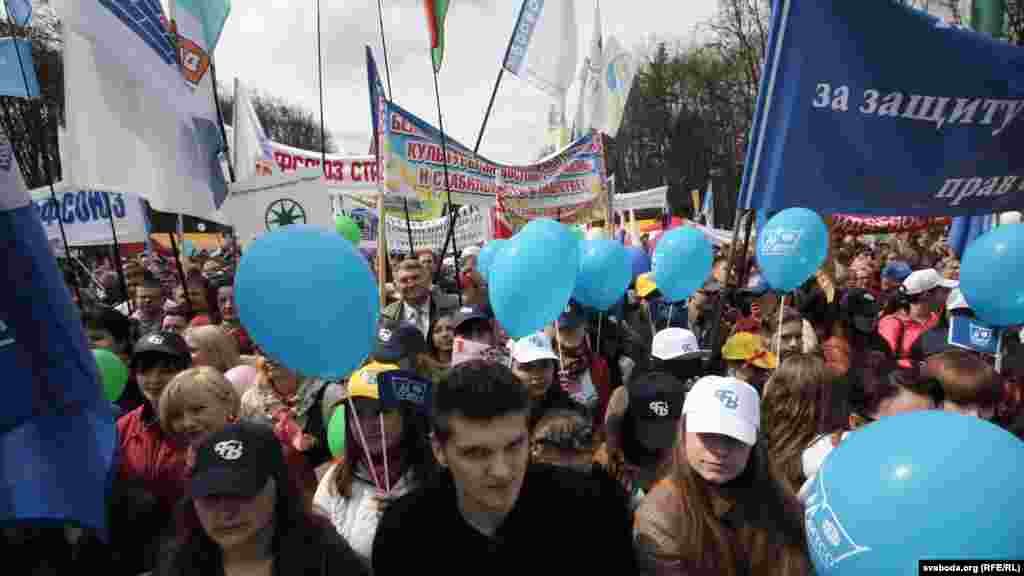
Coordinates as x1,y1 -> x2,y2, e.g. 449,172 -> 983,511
756,207 -> 828,292
236,225 -> 377,378
476,239 -> 506,282
490,219 -> 579,338
960,223 -> 1024,326
327,406 -> 346,458
335,213 -> 362,246
625,246 -> 651,277
652,227 -> 713,301
93,349 -> 128,402
806,411 -> 1024,575
575,239 -> 632,310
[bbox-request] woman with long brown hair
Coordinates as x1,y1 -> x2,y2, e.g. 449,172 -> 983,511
760,354 -> 845,493
634,376 -> 812,576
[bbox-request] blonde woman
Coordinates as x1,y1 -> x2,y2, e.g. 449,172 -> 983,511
183,325 -> 240,375
160,367 -> 318,509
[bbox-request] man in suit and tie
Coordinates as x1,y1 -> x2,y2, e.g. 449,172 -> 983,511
382,258 -> 459,341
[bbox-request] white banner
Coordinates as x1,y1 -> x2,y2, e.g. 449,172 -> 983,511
614,186 -> 667,212
29,184 -> 148,247
383,205 -> 488,255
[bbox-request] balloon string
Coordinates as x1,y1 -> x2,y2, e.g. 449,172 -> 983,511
380,413 -> 390,493
596,312 -> 603,356
775,293 -> 786,359
667,303 -> 674,328
554,320 -> 566,371
346,398 -> 382,490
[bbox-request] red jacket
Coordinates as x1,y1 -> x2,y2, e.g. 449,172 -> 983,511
116,404 -> 189,515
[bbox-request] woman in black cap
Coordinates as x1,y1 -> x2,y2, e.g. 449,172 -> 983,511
156,422 -> 367,576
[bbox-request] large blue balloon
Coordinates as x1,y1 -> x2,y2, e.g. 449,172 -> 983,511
476,239 -> 506,283
575,239 -> 632,311
625,246 -> 651,277
235,225 -> 378,378
490,219 -> 579,338
806,411 -> 1024,576
652,227 -> 713,301
960,224 -> 1024,326
756,207 -> 828,292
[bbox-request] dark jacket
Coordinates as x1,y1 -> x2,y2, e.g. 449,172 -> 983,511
372,463 -> 635,575
380,287 -> 459,327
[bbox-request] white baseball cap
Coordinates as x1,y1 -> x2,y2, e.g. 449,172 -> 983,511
509,332 -> 559,364
901,268 -> 958,296
682,376 -> 760,446
651,328 -> 705,361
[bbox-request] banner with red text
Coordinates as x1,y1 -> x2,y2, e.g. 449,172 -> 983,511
380,100 -> 606,223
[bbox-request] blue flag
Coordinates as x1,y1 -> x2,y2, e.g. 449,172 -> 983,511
947,214 -> 994,259
948,316 -> 1001,356
377,370 -> 432,416
0,136 -> 116,536
4,0 -> 31,26
740,1 -> 1024,217
0,38 -> 38,98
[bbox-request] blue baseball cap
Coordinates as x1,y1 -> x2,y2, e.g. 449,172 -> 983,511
882,261 -> 913,282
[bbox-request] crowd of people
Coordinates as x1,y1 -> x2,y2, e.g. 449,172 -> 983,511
7,224 -> 1023,576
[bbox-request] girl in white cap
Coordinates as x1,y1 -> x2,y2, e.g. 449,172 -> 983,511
633,376 -> 811,576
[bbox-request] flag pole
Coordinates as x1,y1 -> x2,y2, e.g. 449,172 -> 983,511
315,0 -> 328,171
435,0 -> 522,277
209,57 -> 236,183
374,0 -> 416,257
431,69 -> 462,307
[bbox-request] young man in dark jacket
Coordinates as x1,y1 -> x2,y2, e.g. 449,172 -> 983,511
372,360 -> 635,574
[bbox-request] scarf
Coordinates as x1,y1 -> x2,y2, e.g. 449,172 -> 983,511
258,378 -> 328,452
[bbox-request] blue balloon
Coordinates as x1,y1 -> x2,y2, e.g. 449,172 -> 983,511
476,239 -> 506,283
625,246 -> 651,277
575,239 -> 632,310
652,227 -> 713,301
182,239 -> 196,257
756,207 -> 828,292
806,411 -> 1024,575
235,225 -> 378,378
960,223 -> 1024,326
490,219 -> 579,338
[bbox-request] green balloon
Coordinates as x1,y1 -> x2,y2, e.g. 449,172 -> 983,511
93,348 -> 128,402
335,214 -> 362,245
327,405 -> 347,458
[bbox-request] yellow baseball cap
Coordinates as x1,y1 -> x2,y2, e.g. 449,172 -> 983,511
636,273 -> 658,298
722,333 -> 778,370
346,361 -> 400,400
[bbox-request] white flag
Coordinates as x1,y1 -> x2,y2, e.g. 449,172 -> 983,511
503,0 -> 578,99
573,2 -> 607,135
603,35 -> 637,137
232,77 -> 279,182
56,0 -> 227,219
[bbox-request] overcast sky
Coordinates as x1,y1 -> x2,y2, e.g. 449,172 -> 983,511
207,0 -> 719,163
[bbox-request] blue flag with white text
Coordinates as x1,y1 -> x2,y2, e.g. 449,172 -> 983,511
739,1 -> 1024,217
0,136 -> 116,536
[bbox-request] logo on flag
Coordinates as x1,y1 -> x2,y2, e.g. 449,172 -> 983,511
175,35 -> 211,88
970,323 -> 993,347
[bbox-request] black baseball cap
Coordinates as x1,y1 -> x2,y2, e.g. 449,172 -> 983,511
132,331 -> 190,362
842,289 -> 882,334
189,422 -> 285,499
627,372 -> 685,451
452,304 -> 492,334
375,319 -> 427,362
